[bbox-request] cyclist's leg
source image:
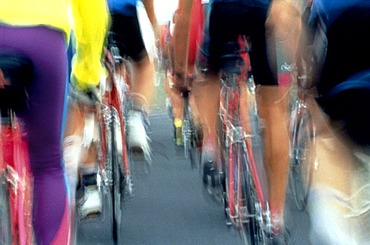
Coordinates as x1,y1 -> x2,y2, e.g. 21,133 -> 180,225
166,22 -> 185,145
266,0 -> 306,77
195,3 -> 243,164
166,72 -> 185,145
263,0 -> 306,235
168,0 -> 204,146
113,12 -> 155,108
256,86 -> 290,232
110,12 -> 154,158
192,72 -> 220,156
192,2 -> 217,150
186,0 -> 203,132
63,100 -> 83,199
0,25 -> 70,245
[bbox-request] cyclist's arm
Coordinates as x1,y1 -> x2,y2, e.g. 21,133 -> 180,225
142,0 -> 159,36
70,0 -> 109,91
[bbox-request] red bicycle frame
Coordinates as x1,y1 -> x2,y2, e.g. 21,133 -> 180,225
220,78 -> 266,221
221,36 -> 268,224
0,117 -> 33,245
100,48 -> 131,189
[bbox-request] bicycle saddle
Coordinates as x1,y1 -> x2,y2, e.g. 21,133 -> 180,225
0,49 -> 34,111
107,32 -> 127,57
217,42 -> 248,76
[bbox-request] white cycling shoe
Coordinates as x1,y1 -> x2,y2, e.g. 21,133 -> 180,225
127,110 -> 151,162
80,186 -> 102,218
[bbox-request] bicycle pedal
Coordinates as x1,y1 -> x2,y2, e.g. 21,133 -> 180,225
225,215 -> 233,226
225,207 -> 238,225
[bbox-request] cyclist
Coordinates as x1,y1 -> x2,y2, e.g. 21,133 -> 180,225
302,1 -> 370,244
164,8 -> 186,146
107,0 -> 158,162
307,0 -> 370,145
0,0 -> 108,244
165,0 -> 204,146
174,0 -> 307,243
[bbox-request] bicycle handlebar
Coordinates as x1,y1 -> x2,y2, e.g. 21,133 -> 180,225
68,84 -> 100,109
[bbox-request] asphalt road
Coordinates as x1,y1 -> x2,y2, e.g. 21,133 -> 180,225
76,111 -> 312,245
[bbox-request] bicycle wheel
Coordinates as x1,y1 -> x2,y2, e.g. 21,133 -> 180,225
289,108 -> 315,211
189,119 -> 201,170
226,141 -> 265,245
111,108 -> 125,243
241,144 -> 269,245
0,174 -> 12,245
183,99 -> 200,169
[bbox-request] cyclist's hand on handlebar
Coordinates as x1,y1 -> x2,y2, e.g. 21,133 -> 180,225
171,71 -> 195,93
104,47 -> 115,73
69,76 -> 101,111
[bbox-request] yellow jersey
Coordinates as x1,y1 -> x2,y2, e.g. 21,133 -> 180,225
0,0 -> 109,90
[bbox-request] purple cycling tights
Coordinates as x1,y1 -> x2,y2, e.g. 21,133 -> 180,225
0,24 -> 69,245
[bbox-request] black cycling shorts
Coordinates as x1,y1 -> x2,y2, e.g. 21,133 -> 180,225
110,12 -> 147,62
206,2 -> 276,85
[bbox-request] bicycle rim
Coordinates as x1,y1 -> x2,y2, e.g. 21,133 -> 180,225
290,111 -> 315,211
0,174 -> 12,245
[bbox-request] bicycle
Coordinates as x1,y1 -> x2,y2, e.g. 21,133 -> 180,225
287,2 -> 316,211
218,38 -> 271,244
72,33 -> 133,244
166,69 -> 202,169
0,50 -> 34,245
288,66 -> 316,211
180,86 -> 202,169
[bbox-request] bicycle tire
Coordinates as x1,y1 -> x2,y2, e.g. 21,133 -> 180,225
289,108 -> 315,211
0,174 -> 12,245
91,105 -> 115,238
242,143 -> 269,245
111,108 -> 125,243
189,119 -> 201,170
